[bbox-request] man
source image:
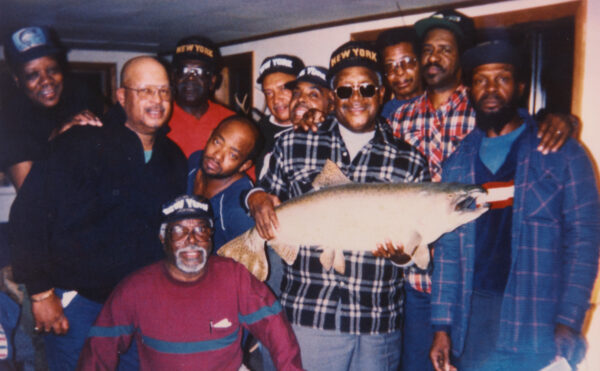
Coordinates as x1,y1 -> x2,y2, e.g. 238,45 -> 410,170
77,195 -> 303,371
286,65 -> 334,129
167,36 -> 234,158
248,41 -> 430,370
8,56 -> 187,370
0,26 -> 103,190
187,115 -> 261,252
430,40 -> 599,371
254,54 -> 304,178
388,11 -> 577,371
375,27 -> 423,121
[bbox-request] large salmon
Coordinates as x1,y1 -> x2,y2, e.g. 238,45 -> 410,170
218,160 -> 489,281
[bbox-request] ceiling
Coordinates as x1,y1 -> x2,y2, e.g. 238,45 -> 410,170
0,0 -> 481,54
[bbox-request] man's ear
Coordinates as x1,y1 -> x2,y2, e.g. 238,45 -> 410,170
239,159 -> 253,173
517,82 -> 525,98
12,74 -> 20,88
116,88 -> 126,106
377,85 -> 386,105
326,90 -> 335,113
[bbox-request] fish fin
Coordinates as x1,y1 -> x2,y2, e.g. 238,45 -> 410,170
217,229 -> 269,281
270,243 -> 299,266
411,245 -> 431,270
311,159 -> 352,190
319,248 -> 335,271
333,249 -> 346,274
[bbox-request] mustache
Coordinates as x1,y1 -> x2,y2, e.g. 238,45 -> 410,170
424,62 -> 445,72
479,92 -> 506,104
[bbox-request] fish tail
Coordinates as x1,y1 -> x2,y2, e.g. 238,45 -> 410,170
217,229 -> 269,281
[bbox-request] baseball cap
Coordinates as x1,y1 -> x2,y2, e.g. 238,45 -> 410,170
257,54 -> 304,84
462,40 -> 522,77
3,26 -> 62,69
328,41 -> 381,85
173,36 -> 221,71
284,66 -> 329,90
414,9 -> 475,50
162,195 -> 214,226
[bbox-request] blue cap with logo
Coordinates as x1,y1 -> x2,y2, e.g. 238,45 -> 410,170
4,26 -> 62,68
162,195 -> 214,226
284,66 -> 329,90
257,54 -> 305,84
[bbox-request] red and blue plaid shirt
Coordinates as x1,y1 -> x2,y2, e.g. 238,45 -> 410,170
390,85 -> 475,293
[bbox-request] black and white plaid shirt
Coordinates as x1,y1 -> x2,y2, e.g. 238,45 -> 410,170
257,117 -> 430,334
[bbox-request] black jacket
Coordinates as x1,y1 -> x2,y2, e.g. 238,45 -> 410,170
9,105 -> 187,302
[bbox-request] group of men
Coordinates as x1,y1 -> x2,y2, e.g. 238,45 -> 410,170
0,7 -> 598,371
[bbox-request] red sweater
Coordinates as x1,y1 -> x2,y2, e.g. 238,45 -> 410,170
167,101 -> 234,158
77,258 -> 303,371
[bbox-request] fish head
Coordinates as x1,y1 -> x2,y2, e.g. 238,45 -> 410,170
438,183 -> 490,230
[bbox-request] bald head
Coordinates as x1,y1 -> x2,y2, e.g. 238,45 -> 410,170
217,115 -> 262,160
120,56 -> 168,87
117,56 -> 172,147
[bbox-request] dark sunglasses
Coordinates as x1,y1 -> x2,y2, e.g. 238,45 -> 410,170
178,66 -> 213,78
335,84 -> 378,99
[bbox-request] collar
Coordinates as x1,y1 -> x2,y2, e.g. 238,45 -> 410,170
323,116 -> 396,145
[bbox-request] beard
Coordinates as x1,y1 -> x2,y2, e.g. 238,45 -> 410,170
474,92 -> 520,134
175,245 -> 207,274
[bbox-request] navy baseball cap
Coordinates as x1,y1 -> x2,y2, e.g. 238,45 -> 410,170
462,40 -> 521,76
284,66 -> 329,90
257,54 -> 304,84
4,26 -> 62,69
173,35 -> 221,71
328,41 -> 381,85
414,9 -> 475,50
162,195 -> 214,226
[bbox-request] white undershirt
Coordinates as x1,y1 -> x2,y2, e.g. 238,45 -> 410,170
337,123 -> 375,160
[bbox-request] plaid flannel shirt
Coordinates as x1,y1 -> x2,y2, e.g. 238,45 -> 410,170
431,117 -> 600,355
390,85 -> 475,293
257,117 -> 430,334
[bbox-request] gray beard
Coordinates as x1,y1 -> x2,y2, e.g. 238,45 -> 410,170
175,245 -> 207,274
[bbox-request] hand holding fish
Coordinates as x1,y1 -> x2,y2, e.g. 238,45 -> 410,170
372,240 -> 412,266
248,190 -> 281,240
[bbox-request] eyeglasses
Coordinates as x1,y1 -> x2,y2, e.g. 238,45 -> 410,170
178,66 -> 213,78
384,56 -> 418,75
123,86 -> 172,100
335,84 -> 378,99
168,224 -> 212,242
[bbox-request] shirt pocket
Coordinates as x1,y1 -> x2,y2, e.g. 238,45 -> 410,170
524,169 -> 562,224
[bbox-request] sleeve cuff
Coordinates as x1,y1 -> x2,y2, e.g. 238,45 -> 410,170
244,187 -> 265,210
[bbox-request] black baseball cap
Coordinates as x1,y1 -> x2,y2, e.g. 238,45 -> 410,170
328,41 -> 381,85
162,195 -> 214,226
414,9 -> 475,50
284,66 -> 329,90
4,26 -> 62,69
173,36 -> 221,71
257,54 -> 304,84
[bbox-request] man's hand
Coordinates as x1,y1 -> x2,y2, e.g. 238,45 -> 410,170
248,190 -> 281,240
31,291 -> 69,335
555,323 -> 583,365
49,109 -> 103,140
372,240 -> 412,266
293,108 -> 326,132
537,113 -> 578,154
430,331 -> 456,371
